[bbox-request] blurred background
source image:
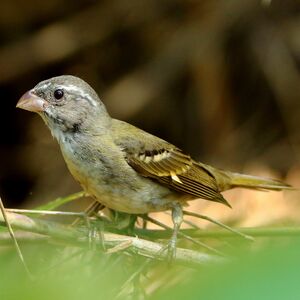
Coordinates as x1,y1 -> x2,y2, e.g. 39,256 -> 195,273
0,0 -> 299,227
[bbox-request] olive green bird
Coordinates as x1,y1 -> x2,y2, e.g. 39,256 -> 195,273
16,75 -> 291,257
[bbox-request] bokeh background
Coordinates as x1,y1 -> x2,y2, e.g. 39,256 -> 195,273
0,0 -> 299,227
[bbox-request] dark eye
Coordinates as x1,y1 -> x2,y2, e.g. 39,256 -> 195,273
54,89 -> 64,100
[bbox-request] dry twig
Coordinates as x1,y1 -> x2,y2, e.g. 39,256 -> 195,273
0,210 -> 225,267
0,197 -> 32,278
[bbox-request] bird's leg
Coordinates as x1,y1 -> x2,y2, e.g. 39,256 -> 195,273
72,201 -> 105,226
73,200 -> 106,250
140,214 -> 223,255
168,203 -> 183,261
127,214 -> 138,236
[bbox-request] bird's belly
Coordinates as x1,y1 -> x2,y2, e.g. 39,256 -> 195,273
76,173 -> 177,214
62,147 -> 178,214
86,181 -> 176,214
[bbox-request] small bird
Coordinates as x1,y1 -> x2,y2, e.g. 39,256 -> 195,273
17,75 -> 290,256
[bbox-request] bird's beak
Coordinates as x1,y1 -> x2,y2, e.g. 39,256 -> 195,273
16,90 -> 48,113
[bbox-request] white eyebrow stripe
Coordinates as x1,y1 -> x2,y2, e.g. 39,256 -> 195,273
60,84 -> 98,107
39,82 -> 51,90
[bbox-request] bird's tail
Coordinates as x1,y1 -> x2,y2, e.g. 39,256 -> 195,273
221,171 -> 292,191
200,163 -> 292,192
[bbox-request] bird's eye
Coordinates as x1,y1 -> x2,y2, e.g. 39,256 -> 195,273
54,89 -> 64,100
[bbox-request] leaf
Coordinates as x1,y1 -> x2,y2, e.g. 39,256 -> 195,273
34,191 -> 85,211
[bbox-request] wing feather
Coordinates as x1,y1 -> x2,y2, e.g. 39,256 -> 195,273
127,148 -> 229,206
112,119 -> 230,206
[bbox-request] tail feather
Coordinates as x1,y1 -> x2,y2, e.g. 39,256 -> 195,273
228,172 -> 292,191
198,163 -> 292,193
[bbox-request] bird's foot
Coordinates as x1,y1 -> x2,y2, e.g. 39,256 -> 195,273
86,220 -> 106,251
167,234 -> 177,263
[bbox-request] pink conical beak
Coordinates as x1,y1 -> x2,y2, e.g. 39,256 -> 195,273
16,90 -> 48,113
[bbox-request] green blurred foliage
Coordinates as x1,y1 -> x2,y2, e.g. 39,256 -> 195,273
1,237 -> 300,299
0,243 -> 132,299
155,241 -> 300,299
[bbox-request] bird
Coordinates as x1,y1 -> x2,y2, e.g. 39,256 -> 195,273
16,75 -> 291,257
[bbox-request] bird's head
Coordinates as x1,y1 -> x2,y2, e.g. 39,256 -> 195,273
16,75 -> 111,139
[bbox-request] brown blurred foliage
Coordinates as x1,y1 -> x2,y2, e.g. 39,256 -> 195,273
0,0 -> 299,226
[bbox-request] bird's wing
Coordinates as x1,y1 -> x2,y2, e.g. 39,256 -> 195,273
112,120 -> 230,206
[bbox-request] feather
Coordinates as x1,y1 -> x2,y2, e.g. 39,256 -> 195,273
112,119 -> 229,206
